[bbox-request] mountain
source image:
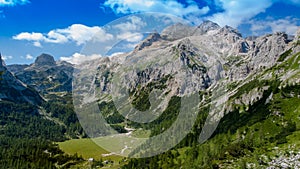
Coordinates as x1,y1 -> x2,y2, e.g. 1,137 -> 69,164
2,21 -> 300,168
72,21 -> 300,168
76,22 -> 295,99
0,53 -> 43,106
0,53 -> 84,168
193,20 -> 221,35
7,53 -> 73,94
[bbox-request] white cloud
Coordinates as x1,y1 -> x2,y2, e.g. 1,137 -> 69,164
109,52 -> 125,57
207,0 -> 273,28
25,54 -> 33,60
103,0 -> 210,17
13,32 -> 44,41
55,24 -> 113,45
117,32 -> 144,42
13,24 -> 114,47
2,55 -> 13,60
45,30 -> 69,44
33,41 -> 42,48
250,17 -> 299,35
113,16 -> 146,32
207,0 -> 300,28
60,53 -> 102,65
0,0 -> 29,6
113,16 -> 146,42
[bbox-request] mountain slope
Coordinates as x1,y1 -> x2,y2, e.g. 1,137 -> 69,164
71,21 -> 300,168
0,53 -> 43,106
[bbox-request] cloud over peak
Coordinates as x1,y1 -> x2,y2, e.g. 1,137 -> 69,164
60,53 -> 102,65
102,0 -> 300,35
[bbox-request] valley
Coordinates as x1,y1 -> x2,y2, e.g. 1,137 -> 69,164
0,20 -> 300,168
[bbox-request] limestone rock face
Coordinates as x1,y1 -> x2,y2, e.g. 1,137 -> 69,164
193,20 -> 221,35
74,21 -> 299,99
135,33 -> 162,51
161,23 -> 195,40
248,32 -> 288,70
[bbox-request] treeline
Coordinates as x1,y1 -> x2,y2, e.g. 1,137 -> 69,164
0,136 -> 83,169
42,93 -> 86,138
122,82 -> 300,168
0,96 -> 84,168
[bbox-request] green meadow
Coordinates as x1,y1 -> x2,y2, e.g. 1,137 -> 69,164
58,138 -> 122,161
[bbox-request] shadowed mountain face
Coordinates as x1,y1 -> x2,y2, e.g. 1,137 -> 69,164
0,54 -> 43,106
7,53 -> 74,94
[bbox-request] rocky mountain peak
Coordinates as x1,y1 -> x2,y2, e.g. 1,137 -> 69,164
134,33 -> 162,51
219,25 -> 242,37
34,53 -> 56,66
161,23 -> 195,40
195,20 -> 221,35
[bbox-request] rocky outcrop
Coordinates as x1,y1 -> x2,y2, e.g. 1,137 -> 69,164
34,53 -> 56,66
267,152 -> 300,169
161,23 -> 195,40
134,33 -> 162,51
0,53 -> 4,68
75,21 -> 299,98
249,32 -> 289,70
193,20 -> 221,35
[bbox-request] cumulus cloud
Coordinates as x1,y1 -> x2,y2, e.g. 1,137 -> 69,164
33,41 -> 42,48
2,55 -> 13,60
250,17 -> 299,35
207,0 -> 300,28
13,32 -> 44,41
13,24 -> 114,47
113,16 -> 146,42
117,32 -> 144,42
103,0 -> 300,29
60,53 -> 102,65
207,0 -> 273,28
113,16 -> 146,32
103,0 -> 210,17
0,0 -> 29,6
25,54 -> 33,60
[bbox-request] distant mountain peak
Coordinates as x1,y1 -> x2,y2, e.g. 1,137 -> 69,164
134,33 -> 162,51
195,20 -> 221,34
190,20 -> 220,36
219,25 -> 242,37
161,23 -> 195,40
34,53 -> 56,66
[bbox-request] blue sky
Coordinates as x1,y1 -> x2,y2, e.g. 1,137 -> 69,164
0,0 -> 299,64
